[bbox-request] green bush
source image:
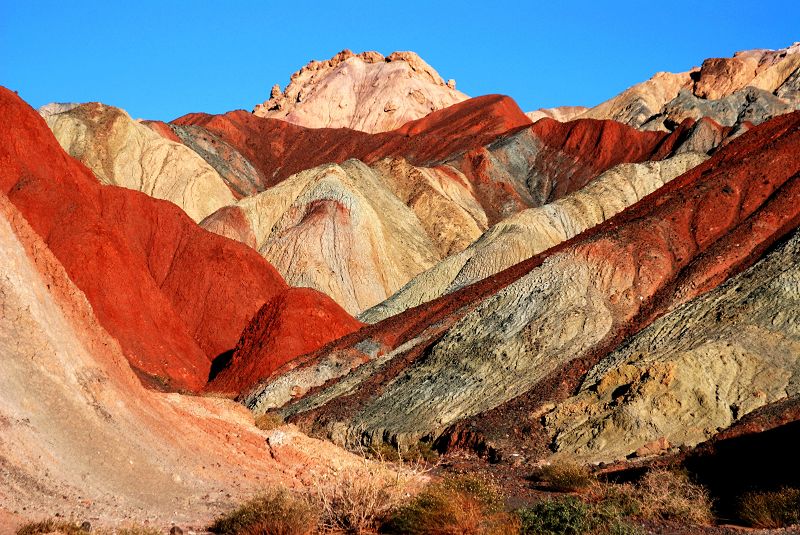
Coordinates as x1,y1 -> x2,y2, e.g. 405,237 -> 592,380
518,496 -> 592,534
253,412 -> 284,431
738,487 -> 800,528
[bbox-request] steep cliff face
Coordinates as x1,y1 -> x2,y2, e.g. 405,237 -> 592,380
242,112 -> 800,452
45,103 -> 236,221
252,50 -> 468,133
0,87 -> 358,392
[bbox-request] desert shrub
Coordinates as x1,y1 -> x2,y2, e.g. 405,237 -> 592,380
518,496 -> 592,534
592,482 -> 640,517
316,467 -> 405,533
17,519 -> 88,535
254,412 -> 284,431
737,487 -> 800,528
518,494 -> 645,535
633,469 -> 712,524
208,489 -> 318,535
533,461 -> 595,492
381,475 -> 516,535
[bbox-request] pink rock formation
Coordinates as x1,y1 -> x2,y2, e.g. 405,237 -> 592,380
252,50 -> 469,132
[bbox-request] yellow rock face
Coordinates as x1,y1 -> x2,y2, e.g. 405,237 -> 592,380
45,103 -> 235,222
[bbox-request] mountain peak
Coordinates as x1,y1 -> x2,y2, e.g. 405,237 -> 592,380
253,50 -> 467,133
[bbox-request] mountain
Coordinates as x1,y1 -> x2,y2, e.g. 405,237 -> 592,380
0,87 -> 359,392
545,227 -> 800,463
361,151 -> 708,323
242,111 -> 800,456
0,181 -> 395,528
45,102 -> 236,221
578,43 -> 800,130
252,49 -> 468,132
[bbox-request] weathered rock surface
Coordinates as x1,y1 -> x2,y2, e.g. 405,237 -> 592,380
361,152 -> 708,323
544,229 -> 800,463
203,160 -> 443,315
38,101 -> 80,117
369,158 -> 488,257
449,117 -> 692,223
579,71 -> 693,128
252,50 -> 468,133
244,111 -> 800,451
45,103 -> 236,221
579,43 -> 800,130
175,94 -> 532,188
0,87 -> 358,392
526,106 -> 588,123
0,192 -> 406,528
643,86 -> 798,130
168,122 -> 267,197
201,115 -> 684,315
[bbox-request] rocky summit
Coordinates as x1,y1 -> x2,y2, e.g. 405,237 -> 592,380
3,40 -> 800,533
252,49 -> 468,132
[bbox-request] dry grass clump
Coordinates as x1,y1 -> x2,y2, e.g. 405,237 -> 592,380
17,521 -> 160,535
631,469 -> 713,524
381,475 -> 518,535
17,519 -> 89,535
532,461 -> 595,492
253,411 -> 285,431
737,487 -> 800,528
315,466 -> 410,533
207,489 -> 318,535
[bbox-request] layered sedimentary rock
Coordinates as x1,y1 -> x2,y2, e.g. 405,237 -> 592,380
252,50 -> 468,133
450,116 -> 692,224
175,94 -> 533,188
544,229 -> 800,463
243,112 -> 800,452
200,114 -> 686,315
526,106 -> 588,123
643,86 -> 797,129
0,87 -> 358,391
579,71 -> 693,128
370,158 -> 488,256
202,160 -> 443,315
0,192 -> 401,527
579,43 -> 800,130
45,103 -> 236,221
362,152 -> 708,323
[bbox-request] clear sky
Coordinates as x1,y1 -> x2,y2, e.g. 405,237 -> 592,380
2,0 -> 798,121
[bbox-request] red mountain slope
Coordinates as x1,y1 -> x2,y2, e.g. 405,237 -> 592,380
0,87 -> 360,392
172,94 -> 533,187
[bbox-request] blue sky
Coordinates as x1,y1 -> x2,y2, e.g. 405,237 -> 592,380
2,0 -> 798,121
